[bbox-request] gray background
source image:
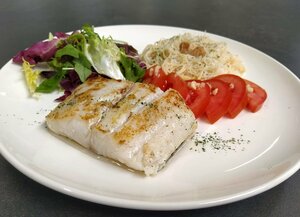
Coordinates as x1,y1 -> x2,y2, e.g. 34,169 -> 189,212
0,0 -> 299,216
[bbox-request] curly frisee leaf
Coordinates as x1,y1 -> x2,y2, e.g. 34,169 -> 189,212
22,60 -> 40,96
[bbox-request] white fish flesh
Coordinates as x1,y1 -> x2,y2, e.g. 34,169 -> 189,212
46,76 -> 197,175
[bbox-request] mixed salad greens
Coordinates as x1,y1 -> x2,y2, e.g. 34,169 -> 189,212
13,24 -> 145,100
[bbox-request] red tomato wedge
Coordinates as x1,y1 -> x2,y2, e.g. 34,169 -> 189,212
205,79 -> 232,124
244,79 -> 267,112
186,81 -> 211,118
166,73 -> 190,101
214,74 -> 248,118
143,66 -> 168,91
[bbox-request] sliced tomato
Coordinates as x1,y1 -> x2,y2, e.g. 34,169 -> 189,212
205,79 -> 232,124
186,81 -> 211,118
142,68 -> 154,83
143,68 -> 190,100
214,74 -> 248,118
143,66 -> 168,91
166,73 -> 190,101
244,79 -> 267,112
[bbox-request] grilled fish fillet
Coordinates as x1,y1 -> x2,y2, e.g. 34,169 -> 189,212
46,76 -> 197,175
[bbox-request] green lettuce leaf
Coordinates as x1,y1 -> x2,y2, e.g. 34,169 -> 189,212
82,24 -> 125,80
55,44 -> 80,58
74,57 -> 92,82
118,53 -> 145,82
35,69 -> 65,93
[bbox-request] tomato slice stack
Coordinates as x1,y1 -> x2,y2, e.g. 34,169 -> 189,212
143,66 -> 267,124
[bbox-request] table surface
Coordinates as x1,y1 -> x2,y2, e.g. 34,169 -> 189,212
0,0 -> 299,216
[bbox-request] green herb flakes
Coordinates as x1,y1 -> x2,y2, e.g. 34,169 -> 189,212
190,130 -> 251,153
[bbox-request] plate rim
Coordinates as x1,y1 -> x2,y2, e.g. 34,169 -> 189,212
1,141 -> 300,210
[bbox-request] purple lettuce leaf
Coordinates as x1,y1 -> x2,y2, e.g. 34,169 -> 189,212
116,43 -> 146,69
116,43 -> 138,57
59,70 -> 82,92
55,90 -> 72,102
13,39 -> 60,65
54,32 -> 69,39
55,70 -> 81,101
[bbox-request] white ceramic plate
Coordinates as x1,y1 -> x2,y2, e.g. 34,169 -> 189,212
0,25 -> 299,210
